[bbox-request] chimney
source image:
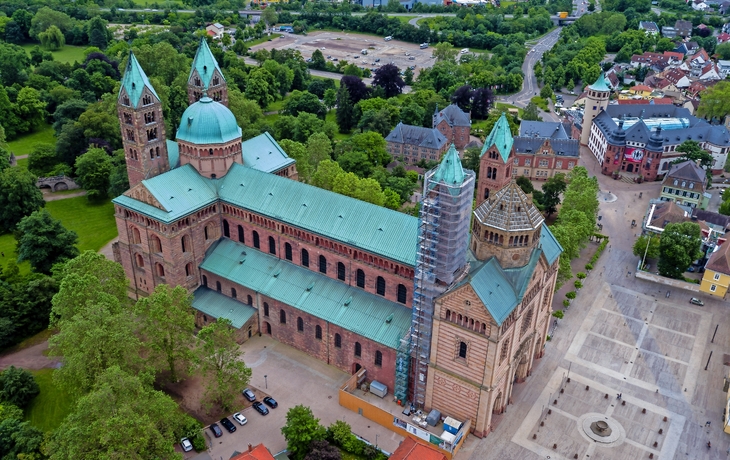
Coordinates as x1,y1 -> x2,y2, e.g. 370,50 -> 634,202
248,444 -> 253,452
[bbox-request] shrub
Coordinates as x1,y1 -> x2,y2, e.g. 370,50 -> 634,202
191,434 -> 206,452
574,280 -> 583,289
566,291 -> 576,299
585,263 -> 594,270
576,272 -> 586,279
546,335 -> 552,341
562,299 -> 570,307
552,310 -> 564,319
0,366 -> 40,409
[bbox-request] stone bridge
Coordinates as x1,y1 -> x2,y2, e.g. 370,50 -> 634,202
36,175 -> 80,192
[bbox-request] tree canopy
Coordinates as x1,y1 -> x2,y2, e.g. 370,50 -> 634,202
658,222 -> 703,279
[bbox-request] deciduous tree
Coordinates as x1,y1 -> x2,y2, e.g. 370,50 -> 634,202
0,168 -> 44,233
633,234 -> 660,261
74,147 -> 113,200
522,102 -> 541,121
658,222 -> 703,279
433,42 -> 458,62
0,366 -> 39,409
281,405 -> 326,460
372,64 -> 405,98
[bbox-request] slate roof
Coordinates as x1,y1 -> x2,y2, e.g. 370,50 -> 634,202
176,96 -> 242,145
663,160 -> 706,187
192,287 -> 257,328
481,113 -> 513,163
240,132 -> 295,174
649,200 -> 691,228
200,239 -> 412,349
639,21 -> 659,32
385,123 -> 447,150
706,241 -> 730,275
512,137 -> 579,157
473,181 -> 545,232
433,103 -> 471,127
518,121 -> 570,139
120,52 -> 159,109
189,38 -> 226,90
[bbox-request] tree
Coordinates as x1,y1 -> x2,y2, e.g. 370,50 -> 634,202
311,49 -> 326,70
403,67 -> 414,85
75,148 -> 113,200
14,87 -> 47,134
451,85 -> 473,112
522,102 -> 541,121
29,7 -> 74,40
307,132 -> 333,168
0,403 -> 44,460
197,318 -> 252,411
658,222 -> 703,279
470,87 -> 494,120
312,160 -> 345,191
47,366 -> 185,460
697,81 -> 730,122
0,367 -> 39,409
28,143 -> 59,176
261,6 -> 279,32
305,440 -> 341,460
281,405 -> 326,460
0,168 -> 44,233
87,16 -> 109,49
358,108 -> 393,137
335,85 -> 355,134
540,84 -> 554,100
674,140 -> 713,179
135,285 -> 197,383
372,64 -> 405,99
633,234 -> 660,261
284,90 -> 327,119
656,38 -> 676,53
516,176 -> 534,194
323,88 -> 337,111
39,25 -> 65,51
340,76 -> 369,104
400,102 -> 425,126
433,42 -> 458,62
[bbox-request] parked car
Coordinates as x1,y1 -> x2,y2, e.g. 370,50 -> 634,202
180,438 -> 193,452
374,58 -> 380,62
263,396 -> 278,408
233,412 -> 248,426
408,56 -> 415,60
209,423 -> 223,438
220,417 -> 236,433
242,388 -> 256,402
253,401 -> 269,415
690,297 -> 704,306
687,266 -> 695,272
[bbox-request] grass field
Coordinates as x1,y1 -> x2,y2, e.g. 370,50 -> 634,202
247,33 -> 282,48
45,197 -> 117,253
7,124 -> 55,156
391,15 -> 417,24
21,44 -> 87,65
494,102 -> 524,117
25,368 -> 75,432
0,233 -> 30,275
14,157 -> 28,170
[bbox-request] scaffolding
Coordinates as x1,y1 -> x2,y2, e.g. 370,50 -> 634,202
394,162 -> 475,407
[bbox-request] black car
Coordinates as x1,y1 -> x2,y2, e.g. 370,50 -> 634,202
220,417 -> 236,433
263,396 -> 278,408
209,423 -> 223,438
252,401 -> 269,415
242,388 -> 256,402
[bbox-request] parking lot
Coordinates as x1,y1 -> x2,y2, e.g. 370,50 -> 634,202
250,31 -> 436,74
196,335 -> 403,459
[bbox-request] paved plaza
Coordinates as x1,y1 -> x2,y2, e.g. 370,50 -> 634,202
456,151 -> 730,460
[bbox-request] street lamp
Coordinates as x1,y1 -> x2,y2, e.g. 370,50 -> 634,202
264,375 -> 268,389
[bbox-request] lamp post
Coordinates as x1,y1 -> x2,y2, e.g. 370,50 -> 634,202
376,434 -> 379,448
264,375 -> 268,389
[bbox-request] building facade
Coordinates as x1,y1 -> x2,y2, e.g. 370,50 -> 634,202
385,122 -> 448,164
701,242 -> 730,298
433,104 -> 471,150
659,160 -> 709,209
579,72 -> 611,146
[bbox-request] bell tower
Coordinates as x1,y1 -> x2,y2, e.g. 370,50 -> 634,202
117,51 -> 169,188
580,71 -> 610,145
188,38 -> 228,106
478,113 -> 514,206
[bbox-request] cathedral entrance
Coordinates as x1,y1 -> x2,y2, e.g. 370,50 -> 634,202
352,363 -> 362,374
492,392 -> 503,414
534,336 -> 543,359
516,353 -> 529,382
264,322 -> 271,334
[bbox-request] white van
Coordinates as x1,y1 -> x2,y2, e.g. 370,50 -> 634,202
385,36 -> 393,41
460,48 -> 469,54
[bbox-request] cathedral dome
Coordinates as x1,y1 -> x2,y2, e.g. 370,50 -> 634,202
176,96 -> 241,145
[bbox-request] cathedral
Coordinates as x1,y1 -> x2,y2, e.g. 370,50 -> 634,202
112,40 -> 562,438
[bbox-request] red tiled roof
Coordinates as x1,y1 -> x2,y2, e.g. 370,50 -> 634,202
231,444 -> 276,460
631,85 -> 653,92
390,438 -> 448,460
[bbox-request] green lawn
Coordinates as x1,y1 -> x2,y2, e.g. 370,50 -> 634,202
25,368 -> 75,432
494,102 -> 524,117
14,157 -> 28,170
266,98 -> 286,112
0,233 -> 30,275
21,44 -> 87,65
45,197 -> 117,253
7,124 -> 55,156
391,15 -> 417,24
246,33 -> 282,48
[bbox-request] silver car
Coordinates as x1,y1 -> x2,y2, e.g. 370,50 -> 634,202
233,412 -> 248,426
180,437 -> 193,452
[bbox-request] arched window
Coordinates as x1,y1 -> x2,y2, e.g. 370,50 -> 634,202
301,249 -> 309,267
181,235 -> 190,253
337,262 -> 346,281
265,322 -> 271,334
185,263 -> 193,277
216,281 -> 222,292
285,243 -> 292,261
500,339 -> 510,362
202,275 -> 208,287
397,284 -> 407,304
237,225 -> 244,243
354,342 -> 362,357
376,276 -> 386,296
374,350 -> 382,366
356,269 -> 365,288
150,235 -> 162,253
268,236 -> 276,255
458,341 -> 467,359
247,295 -> 253,305
279,309 -> 286,324
263,302 -> 269,317
319,255 -> 327,274
253,231 -> 260,249
155,263 -> 165,277
131,227 -> 141,244
135,253 -> 144,267
334,333 -> 342,348
204,226 -> 209,240
315,325 -> 322,340
297,317 -> 304,332
223,220 -> 230,238
231,288 -> 237,298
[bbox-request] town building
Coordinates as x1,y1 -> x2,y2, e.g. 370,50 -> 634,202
675,20 -> 693,37
385,123 -> 449,164
433,104 -> 471,150
389,437 -> 447,460
512,121 -> 580,180
701,242 -> 730,298
231,444 -> 276,460
659,160 -> 709,209
113,44 -> 562,437
579,72 -> 611,146
639,21 -> 660,34
662,26 -> 677,38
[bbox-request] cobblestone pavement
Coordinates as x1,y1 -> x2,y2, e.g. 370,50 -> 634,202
457,151 -> 730,460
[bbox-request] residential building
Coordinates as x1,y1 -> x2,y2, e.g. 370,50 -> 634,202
721,1 -> 730,14
231,444 -> 276,460
662,26 -> 677,38
659,160 -> 709,209
701,242 -> 730,298
675,20 -> 693,37
389,436 -> 448,460
639,21 -> 660,34
433,104 -> 471,149
512,121 -> 579,180
205,23 -> 224,38
718,32 -> 730,43
385,123 -> 449,164
692,0 -> 709,10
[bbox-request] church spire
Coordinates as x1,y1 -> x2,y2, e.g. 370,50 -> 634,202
430,144 -> 466,189
187,38 -> 228,106
481,113 -> 513,163
120,51 -> 159,109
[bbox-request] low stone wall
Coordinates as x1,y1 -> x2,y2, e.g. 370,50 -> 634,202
635,270 -> 700,293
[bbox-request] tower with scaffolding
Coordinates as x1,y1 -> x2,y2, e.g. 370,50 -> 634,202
394,145 -> 475,407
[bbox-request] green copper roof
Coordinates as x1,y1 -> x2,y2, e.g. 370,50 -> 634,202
192,287 -> 257,328
241,132 -> 295,174
120,52 -> 159,109
200,239 -> 412,349
166,140 -> 179,169
189,38 -> 225,90
589,71 -> 610,92
176,97 -> 241,145
430,144 -> 466,186
481,113 -> 513,163
539,223 -> 562,265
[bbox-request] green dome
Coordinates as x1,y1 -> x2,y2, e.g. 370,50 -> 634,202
176,97 -> 241,145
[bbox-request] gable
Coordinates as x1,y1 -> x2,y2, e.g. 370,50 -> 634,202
124,183 -> 165,211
